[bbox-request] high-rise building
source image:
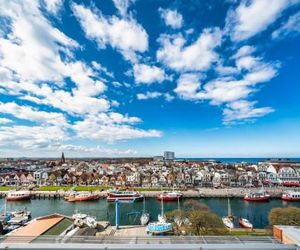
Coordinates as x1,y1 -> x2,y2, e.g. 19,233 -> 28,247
164,151 -> 175,161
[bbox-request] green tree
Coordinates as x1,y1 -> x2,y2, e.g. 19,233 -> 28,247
188,210 -> 228,235
269,206 -> 300,226
183,199 -> 210,212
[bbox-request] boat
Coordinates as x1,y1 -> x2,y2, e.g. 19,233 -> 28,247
282,191 -> 300,201
243,190 -> 270,202
65,192 -> 100,202
282,181 -> 300,187
107,189 -> 143,202
72,212 -> 97,228
222,216 -> 234,229
222,198 -> 234,229
147,192 -> 173,234
6,191 -> 31,201
8,208 -> 31,225
156,191 -> 183,201
140,197 -> 150,225
239,217 -> 253,229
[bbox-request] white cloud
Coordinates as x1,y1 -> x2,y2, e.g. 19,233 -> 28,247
112,0 -> 135,17
133,64 -> 165,84
0,118 -> 12,124
223,100 -> 274,124
0,102 -> 67,126
231,45 -> 256,59
72,3 -> 148,62
157,28 -> 222,72
174,73 -> 201,100
136,91 -> 174,102
226,0 -> 293,41
159,8 -> 183,29
272,12 -> 300,39
0,125 -> 67,150
73,115 -> 162,143
43,0 -> 63,15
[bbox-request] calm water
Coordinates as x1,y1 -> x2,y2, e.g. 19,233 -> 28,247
1,198 -> 299,228
178,158 -> 300,163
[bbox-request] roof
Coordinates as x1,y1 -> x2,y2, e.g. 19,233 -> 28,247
4,214 -> 65,243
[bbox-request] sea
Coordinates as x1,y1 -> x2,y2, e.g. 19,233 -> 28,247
1,197 -> 300,229
176,158 -> 300,164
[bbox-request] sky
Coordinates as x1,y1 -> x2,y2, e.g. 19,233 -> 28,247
0,0 -> 300,158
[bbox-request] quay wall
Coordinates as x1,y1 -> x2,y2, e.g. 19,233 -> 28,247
0,187 -> 298,199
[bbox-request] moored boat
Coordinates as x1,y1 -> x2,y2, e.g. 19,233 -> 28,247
243,190 -> 270,202
239,217 -> 253,229
282,181 -> 300,187
6,191 -> 31,201
222,216 -> 234,229
281,191 -> 300,201
156,191 -> 183,201
107,189 -> 143,202
65,192 -> 100,202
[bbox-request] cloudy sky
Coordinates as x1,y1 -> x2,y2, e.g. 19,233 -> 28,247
0,0 -> 300,158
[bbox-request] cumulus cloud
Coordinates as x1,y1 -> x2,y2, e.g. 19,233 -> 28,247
272,12 -> 300,39
133,64 -> 165,84
72,3 -> 148,62
43,0 -> 63,15
226,0 -> 293,41
112,0 -> 135,17
159,8 -> 183,29
157,28 -> 222,72
0,102 -> 68,126
73,115 -> 162,143
223,100 -> 274,124
137,92 -> 174,101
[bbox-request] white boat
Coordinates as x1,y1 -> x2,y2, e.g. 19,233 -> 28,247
147,192 -> 173,234
222,198 -> 234,229
140,197 -> 150,225
239,217 -> 253,229
6,191 -> 31,201
72,212 -> 97,228
222,216 -> 234,229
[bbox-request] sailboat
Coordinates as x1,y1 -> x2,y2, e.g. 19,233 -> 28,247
222,198 -> 234,229
140,197 -> 150,225
147,192 -> 173,234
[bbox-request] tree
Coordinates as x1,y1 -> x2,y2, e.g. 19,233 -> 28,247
188,210 -> 228,235
269,206 -> 300,226
166,200 -> 228,236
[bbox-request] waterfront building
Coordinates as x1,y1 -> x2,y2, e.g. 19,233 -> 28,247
164,151 -> 175,161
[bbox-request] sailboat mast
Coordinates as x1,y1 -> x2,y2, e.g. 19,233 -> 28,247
143,196 -> 145,213
227,198 -> 231,217
161,193 -> 164,216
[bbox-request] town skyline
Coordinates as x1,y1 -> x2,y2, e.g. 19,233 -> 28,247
0,0 -> 300,158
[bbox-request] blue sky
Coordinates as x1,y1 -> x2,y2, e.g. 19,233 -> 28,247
0,0 -> 300,158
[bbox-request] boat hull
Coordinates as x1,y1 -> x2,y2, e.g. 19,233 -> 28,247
66,194 -> 100,202
6,195 -> 31,201
107,195 -> 143,202
156,194 -> 183,201
239,219 -> 253,229
243,197 -> 269,202
282,196 -> 300,201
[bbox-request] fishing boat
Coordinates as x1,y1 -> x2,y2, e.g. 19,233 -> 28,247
107,189 -> 143,202
281,191 -> 300,201
156,191 -> 183,201
140,197 -> 150,225
239,217 -> 253,229
147,193 -> 173,234
222,198 -> 234,229
243,190 -> 270,202
6,190 -> 31,201
65,191 -> 100,202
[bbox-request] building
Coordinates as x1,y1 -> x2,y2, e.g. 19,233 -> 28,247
273,225 -> 300,246
164,151 -> 175,161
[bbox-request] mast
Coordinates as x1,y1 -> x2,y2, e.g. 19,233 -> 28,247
161,193 -> 164,217
227,198 -> 231,217
143,196 -> 146,213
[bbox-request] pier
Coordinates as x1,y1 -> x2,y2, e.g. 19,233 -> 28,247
1,187 -> 299,199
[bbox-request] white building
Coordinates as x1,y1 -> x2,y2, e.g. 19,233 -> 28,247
164,151 -> 175,161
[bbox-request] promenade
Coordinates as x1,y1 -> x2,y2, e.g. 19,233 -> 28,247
1,187 -> 299,199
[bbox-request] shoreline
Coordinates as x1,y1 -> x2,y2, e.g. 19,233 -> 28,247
1,187 -> 299,199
